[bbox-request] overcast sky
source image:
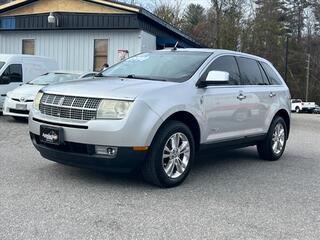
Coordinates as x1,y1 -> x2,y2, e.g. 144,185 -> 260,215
130,0 -> 211,10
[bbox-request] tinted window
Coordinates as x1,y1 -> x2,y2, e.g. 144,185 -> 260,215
258,63 -> 270,85
205,56 -> 240,85
0,64 -> 23,84
237,57 -> 264,85
0,61 -> 5,70
260,62 -> 283,85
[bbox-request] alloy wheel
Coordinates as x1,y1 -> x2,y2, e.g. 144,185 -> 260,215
162,132 -> 190,179
272,123 -> 285,155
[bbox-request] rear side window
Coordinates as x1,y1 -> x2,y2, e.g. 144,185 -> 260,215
0,64 -> 23,83
204,56 -> 240,85
237,57 -> 264,85
260,62 -> 283,85
258,63 -> 270,85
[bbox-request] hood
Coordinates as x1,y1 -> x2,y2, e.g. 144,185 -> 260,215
8,84 -> 44,100
42,77 -> 178,100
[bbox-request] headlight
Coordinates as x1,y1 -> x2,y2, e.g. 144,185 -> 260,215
33,92 -> 44,110
96,99 -> 132,119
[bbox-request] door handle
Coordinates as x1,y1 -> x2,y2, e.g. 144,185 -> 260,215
269,92 -> 276,98
237,94 -> 246,101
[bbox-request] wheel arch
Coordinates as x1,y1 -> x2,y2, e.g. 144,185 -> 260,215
156,111 -> 201,152
274,109 -> 290,139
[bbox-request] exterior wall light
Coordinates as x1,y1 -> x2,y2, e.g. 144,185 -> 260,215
48,12 -> 59,27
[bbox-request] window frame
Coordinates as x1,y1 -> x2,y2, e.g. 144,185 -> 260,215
22,39 -> 35,55
236,56 -> 269,86
199,55 -> 242,86
0,64 -> 23,84
260,61 -> 283,86
257,61 -> 271,85
93,39 -> 109,72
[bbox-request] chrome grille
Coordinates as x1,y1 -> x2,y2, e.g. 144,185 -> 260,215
39,94 -> 102,121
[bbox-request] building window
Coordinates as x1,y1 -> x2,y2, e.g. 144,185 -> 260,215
22,39 -> 35,55
94,39 -> 108,71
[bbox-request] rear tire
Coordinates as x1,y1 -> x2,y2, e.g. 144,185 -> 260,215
295,107 -> 300,113
141,120 -> 195,188
257,116 -> 287,161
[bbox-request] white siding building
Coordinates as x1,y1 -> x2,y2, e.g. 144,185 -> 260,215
0,29 -> 156,71
0,0 -> 201,72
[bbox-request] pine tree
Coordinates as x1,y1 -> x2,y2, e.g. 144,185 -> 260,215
248,0 -> 287,67
181,4 -> 207,44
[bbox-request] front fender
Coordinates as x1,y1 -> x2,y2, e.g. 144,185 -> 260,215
144,103 -> 206,146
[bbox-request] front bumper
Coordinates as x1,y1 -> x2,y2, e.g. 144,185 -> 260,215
3,97 -> 33,117
29,100 -> 163,147
30,133 -> 147,172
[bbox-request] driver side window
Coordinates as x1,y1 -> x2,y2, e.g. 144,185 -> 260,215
203,56 -> 241,85
0,64 -> 23,84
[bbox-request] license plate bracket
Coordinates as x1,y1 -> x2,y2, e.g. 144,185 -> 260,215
40,125 -> 64,145
16,103 -> 27,110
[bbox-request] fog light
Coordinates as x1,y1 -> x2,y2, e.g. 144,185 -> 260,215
95,146 -> 118,158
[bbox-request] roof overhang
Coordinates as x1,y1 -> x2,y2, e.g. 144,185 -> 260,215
0,0 -> 203,48
0,0 -> 140,14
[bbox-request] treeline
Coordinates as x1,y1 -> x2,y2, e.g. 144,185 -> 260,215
152,0 -> 320,103
1,0 -> 319,102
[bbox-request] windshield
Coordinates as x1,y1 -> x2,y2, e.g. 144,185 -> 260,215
101,51 -> 212,82
0,61 -> 5,70
28,72 -> 81,85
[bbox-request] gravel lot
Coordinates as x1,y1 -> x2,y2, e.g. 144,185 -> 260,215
0,114 -> 319,240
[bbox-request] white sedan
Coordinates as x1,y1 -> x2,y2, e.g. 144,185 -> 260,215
3,71 -> 97,119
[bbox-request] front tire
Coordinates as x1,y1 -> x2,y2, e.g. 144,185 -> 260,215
257,116 -> 287,161
141,120 -> 195,188
295,107 -> 300,113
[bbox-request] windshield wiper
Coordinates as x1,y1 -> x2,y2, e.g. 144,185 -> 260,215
123,74 -> 167,82
95,72 -> 104,77
126,74 -> 136,79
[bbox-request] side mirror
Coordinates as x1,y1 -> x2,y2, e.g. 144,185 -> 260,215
206,71 -> 229,83
0,75 -> 10,85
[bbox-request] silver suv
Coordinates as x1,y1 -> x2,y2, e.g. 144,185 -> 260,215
29,49 -> 291,187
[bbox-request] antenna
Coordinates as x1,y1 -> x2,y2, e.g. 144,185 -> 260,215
172,41 -> 179,51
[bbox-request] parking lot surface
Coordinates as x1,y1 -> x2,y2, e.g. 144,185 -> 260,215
0,114 -> 319,240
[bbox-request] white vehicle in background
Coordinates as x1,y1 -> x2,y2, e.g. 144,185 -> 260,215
302,101 -> 316,113
291,99 -> 303,113
3,71 -> 97,119
0,54 -> 58,112
291,99 -> 316,113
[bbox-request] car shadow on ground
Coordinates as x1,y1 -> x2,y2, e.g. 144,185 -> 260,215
39,147 -> 262,189
3,115 -> 29,124
195,147 -> 259,171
